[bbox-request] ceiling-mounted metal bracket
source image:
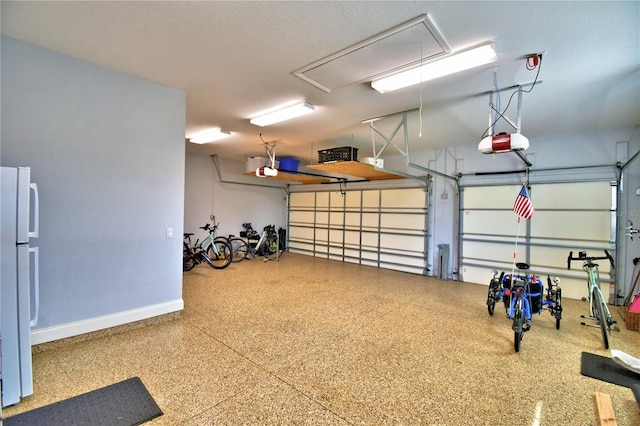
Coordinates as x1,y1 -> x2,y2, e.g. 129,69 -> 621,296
259,133 -> 280,168
362,108 -> 458,183
362,108 -> 418,161
482,81 -> 542,167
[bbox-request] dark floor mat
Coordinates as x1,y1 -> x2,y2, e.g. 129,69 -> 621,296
5,377 -> 162,426
581,352 -> 640,388
633,384 -> 640,409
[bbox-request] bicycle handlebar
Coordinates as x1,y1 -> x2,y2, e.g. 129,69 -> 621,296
567,249 -> 614,270
199,223 -> 219,234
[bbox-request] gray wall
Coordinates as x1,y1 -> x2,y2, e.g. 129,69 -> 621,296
1,37 -> 186,343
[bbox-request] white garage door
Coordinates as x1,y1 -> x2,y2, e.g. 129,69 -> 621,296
461,181 -> 616,300
288,187 -> 428,274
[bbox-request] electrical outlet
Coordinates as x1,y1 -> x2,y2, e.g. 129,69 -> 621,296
166,228 -> 173,238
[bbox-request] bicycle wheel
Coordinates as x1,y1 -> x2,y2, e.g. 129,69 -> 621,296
229,237 -> 248,263
263,234 -> 279,260
183,251 -> 196,271
486,278 -> 500,316
555,287 -> 562,330
204,238 -> 233,269
592,290 -> 609,349
512,297 -> 524,353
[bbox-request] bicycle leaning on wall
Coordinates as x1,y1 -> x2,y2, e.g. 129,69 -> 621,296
251,224 -> 281,262
183,223 -> 233,271
208,217 -> 249,263
567,249 -> 619,349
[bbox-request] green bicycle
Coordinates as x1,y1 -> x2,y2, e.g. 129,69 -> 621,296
567,249 -> 619,349
183,223 -> 233,271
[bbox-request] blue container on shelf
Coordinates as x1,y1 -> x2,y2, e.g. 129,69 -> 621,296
279,157 -> 299,172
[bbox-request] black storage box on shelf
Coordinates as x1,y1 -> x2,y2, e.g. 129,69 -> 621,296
318,146 -> 358,163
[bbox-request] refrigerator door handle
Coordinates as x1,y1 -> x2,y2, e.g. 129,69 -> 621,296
30,246 -> 39,327
29,183 -> 39,238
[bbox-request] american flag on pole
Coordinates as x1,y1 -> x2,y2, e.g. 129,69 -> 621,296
513,184 -> 534,220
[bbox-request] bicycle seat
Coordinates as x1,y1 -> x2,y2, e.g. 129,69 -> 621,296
184,233 -> 194,237
516,262 -> 530,270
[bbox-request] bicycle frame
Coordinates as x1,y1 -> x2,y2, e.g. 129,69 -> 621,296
183,223 -> 233,270
249,225 -> 280,261
584,262 -> 612,321
199,233 -> 217,257
503,274 -> 545,316
508,286 -> 531,327
184,234 -> 217,265
567,249 -> 617,349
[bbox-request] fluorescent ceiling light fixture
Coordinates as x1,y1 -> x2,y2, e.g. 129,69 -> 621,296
371,42 -> 498,93
250,102 -> 315,127
188,128 -> 231,144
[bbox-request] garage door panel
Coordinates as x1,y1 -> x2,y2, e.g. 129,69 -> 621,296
345,230 -> 361,245
316,192 -> 329,208
290,192 -> 315,208
289,226 -> 315,240
463,210 -> 519,236
288,187 -> 427,274
531,211 -> 610,241
289,211 -> 315,224
463,241 -> 515,263
362,190 -> 379,209
361,232 -> 379,247
461,181 -> 615,300
316,211 -> 329,225
463,185 -> 521,209
533,182 -> 612,209
381,188 -> 426,209
329,229 -> 344,243
380,233 -> 424,252
330,211 -> 344,226
380,213 -> 424,230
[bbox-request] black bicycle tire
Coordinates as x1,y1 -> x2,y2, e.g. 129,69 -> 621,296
183,253 -> 196,271
487,280 -> 497,316
514,328 -> 522,353
263,235 -> 279,260
205,238 -> 233,269
555,288 -> 562,330
593,290 -> 609,349
513,297 -> 523,352
229,237 -> 248,263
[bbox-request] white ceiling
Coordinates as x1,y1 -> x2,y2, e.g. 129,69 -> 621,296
2,1 -> 638,164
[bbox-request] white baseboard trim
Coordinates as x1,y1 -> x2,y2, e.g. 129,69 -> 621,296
30,299 -> 184,345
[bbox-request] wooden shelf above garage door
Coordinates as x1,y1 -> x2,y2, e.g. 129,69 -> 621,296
244,171 -> 330,184
307,161 -> 404,180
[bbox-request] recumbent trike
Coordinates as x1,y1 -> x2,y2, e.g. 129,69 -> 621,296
486,262 -> 563,352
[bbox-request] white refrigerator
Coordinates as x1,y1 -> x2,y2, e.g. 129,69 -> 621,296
1,166 -> 39,407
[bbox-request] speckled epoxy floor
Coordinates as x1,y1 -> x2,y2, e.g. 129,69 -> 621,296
3,253 -> 639,425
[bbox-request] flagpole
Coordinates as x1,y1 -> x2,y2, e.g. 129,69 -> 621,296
511,182 -> 534,301
511,216 -> 522,287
